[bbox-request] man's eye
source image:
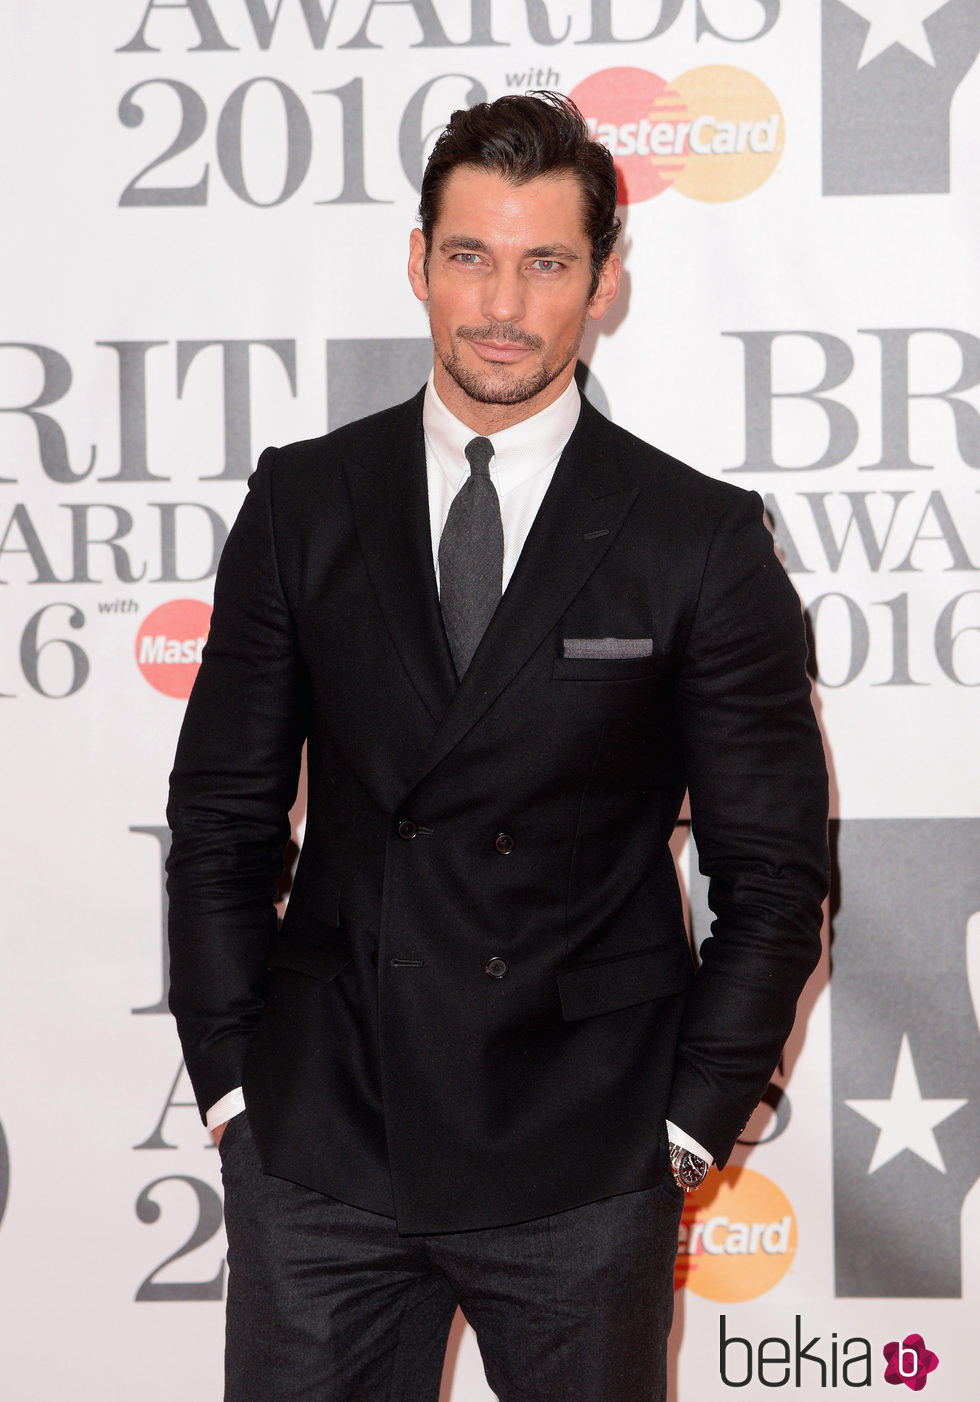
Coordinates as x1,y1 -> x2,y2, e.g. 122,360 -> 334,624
455,252 -> 481,265
532,259 -> 560,273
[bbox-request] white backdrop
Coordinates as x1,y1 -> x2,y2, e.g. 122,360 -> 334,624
1,2 -> 978,1397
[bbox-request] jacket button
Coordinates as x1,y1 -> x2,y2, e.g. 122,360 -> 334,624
494,832 -> 515,855
397,819 -> 418,840
485,957 -> 508,979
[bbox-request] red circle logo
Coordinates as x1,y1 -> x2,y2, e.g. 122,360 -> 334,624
135,599 -> 211,698
571,67 -> 686,203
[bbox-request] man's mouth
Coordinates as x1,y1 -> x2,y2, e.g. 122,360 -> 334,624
456,325 -> 543,364
466,338 -> 532,363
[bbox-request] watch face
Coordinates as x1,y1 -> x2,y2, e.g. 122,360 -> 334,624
673,1149 -> 708,1188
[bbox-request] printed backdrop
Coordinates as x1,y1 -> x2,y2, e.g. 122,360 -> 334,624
1,2 -> 978,1397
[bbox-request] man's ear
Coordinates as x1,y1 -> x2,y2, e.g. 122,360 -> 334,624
588,250 -> 621,322
408,229 -> 430,303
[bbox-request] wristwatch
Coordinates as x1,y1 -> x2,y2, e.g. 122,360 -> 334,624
669,1141 -> 709,1192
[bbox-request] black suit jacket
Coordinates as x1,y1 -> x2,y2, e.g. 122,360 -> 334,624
167,389 -> 829,1233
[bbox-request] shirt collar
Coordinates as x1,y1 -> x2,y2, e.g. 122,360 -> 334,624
422,370 -> 581,497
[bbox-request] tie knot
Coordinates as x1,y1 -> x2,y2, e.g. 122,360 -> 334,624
465,436 -> 494,477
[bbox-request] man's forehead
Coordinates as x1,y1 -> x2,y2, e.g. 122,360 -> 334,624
433,166 -> 589,243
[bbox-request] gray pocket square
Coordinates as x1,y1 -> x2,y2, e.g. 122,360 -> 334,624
563,637 -> 654,660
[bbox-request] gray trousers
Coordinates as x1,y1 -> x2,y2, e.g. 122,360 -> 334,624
219,1112 -> 683,1402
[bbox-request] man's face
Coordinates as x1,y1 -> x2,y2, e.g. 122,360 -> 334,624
408,166 -> 620,433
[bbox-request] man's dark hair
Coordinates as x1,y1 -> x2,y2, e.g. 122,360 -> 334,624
419,91 -> 621,296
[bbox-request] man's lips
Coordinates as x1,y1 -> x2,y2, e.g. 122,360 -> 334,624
465,338 -> 532,363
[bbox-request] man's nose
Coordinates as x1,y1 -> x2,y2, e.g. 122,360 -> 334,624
482,265 -> 526,325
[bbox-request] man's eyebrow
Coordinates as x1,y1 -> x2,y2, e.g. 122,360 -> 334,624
439,235 -> 492,254
438,235 -> 580,260
525,244 -> 580,261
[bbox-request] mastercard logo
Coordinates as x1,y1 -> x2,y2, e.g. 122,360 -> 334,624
135,598 -> 211,698
570,65 -> 784,204
675,1166 -> 797,1302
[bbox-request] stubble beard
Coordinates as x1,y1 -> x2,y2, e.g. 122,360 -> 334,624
437,320 -> 585,408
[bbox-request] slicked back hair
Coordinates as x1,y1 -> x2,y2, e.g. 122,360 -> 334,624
418,91 -> 621,296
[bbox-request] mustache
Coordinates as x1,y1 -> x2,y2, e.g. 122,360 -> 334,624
456,322 -> 544,351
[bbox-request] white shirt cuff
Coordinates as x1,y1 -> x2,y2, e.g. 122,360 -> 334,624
665,1119 -> 714,1166
206,1086 -> 246,1131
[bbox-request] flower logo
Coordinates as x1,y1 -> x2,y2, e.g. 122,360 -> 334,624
883,1334 -> 939,1390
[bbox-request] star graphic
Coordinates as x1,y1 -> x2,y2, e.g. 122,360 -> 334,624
846,1034 -> 966,1173
838,0 -> 951,69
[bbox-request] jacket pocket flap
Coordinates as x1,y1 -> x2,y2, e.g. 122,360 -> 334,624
267,929 -> 352,984
556,944 -> 694,1022
285,874 -> 342,928
269,876 -> 348,982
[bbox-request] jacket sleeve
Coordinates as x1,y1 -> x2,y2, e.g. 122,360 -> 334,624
666,488 -> 829,1165
166,448 -> 309,1120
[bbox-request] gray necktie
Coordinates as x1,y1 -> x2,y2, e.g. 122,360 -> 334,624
439,436 -> 503,678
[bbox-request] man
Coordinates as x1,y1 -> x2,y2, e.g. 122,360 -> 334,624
167,92 -> 828,1401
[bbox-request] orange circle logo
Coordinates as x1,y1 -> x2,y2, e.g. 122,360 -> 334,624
135,599 -> 211,698
675,1166 -> 797,1302
570,65 -> 784,204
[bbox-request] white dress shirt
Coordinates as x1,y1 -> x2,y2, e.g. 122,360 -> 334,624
422,370 -> 580,590
208,374 -> 713,1167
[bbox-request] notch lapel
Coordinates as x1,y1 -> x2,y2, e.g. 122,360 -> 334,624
341,391 -> 458,724
416,399 -> 639,783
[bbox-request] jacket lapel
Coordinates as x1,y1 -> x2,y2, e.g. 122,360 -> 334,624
341,391 -> 458,724
415,399 -> 639,783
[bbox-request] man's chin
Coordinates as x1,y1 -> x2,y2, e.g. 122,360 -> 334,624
440,353 -> 556,408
